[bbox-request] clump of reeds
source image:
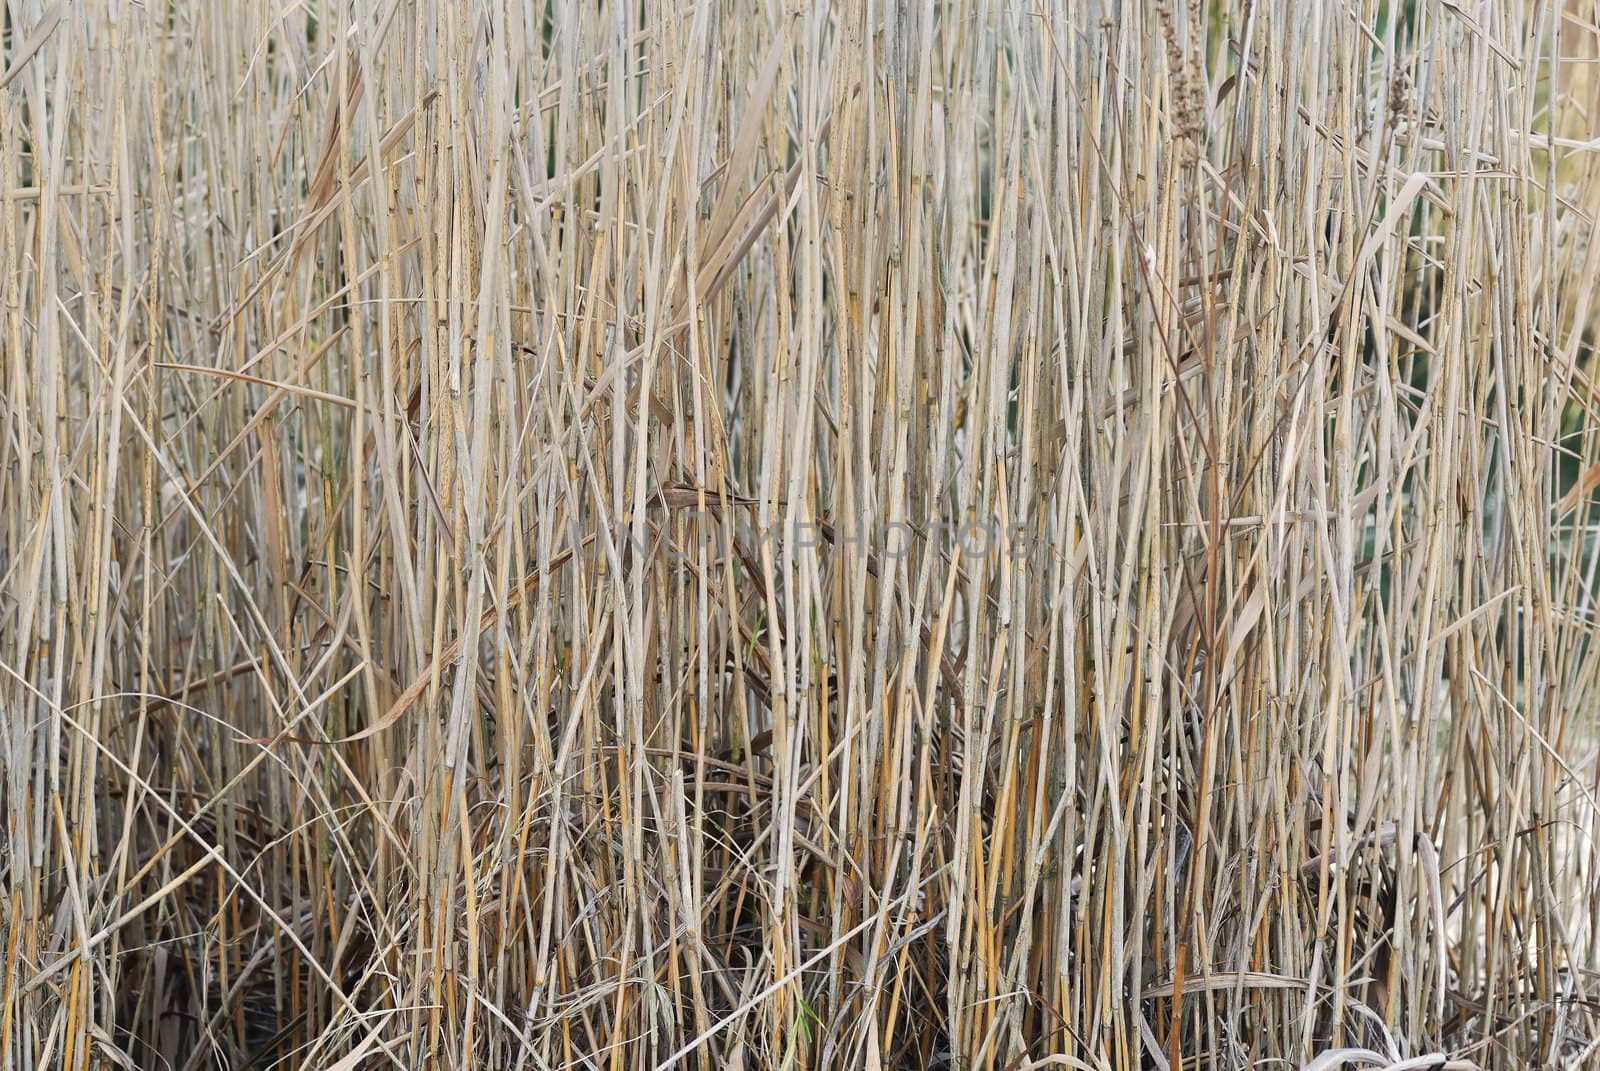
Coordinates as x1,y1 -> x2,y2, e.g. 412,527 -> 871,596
4,1 -> 1600,1068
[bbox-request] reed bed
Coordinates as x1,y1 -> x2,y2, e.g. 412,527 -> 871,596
4,0 -> 1600,1068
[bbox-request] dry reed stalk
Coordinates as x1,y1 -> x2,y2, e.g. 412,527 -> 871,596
3,1 -> 1600,1069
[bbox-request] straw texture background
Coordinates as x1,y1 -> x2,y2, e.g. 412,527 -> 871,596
3,1 -> 1600,1069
